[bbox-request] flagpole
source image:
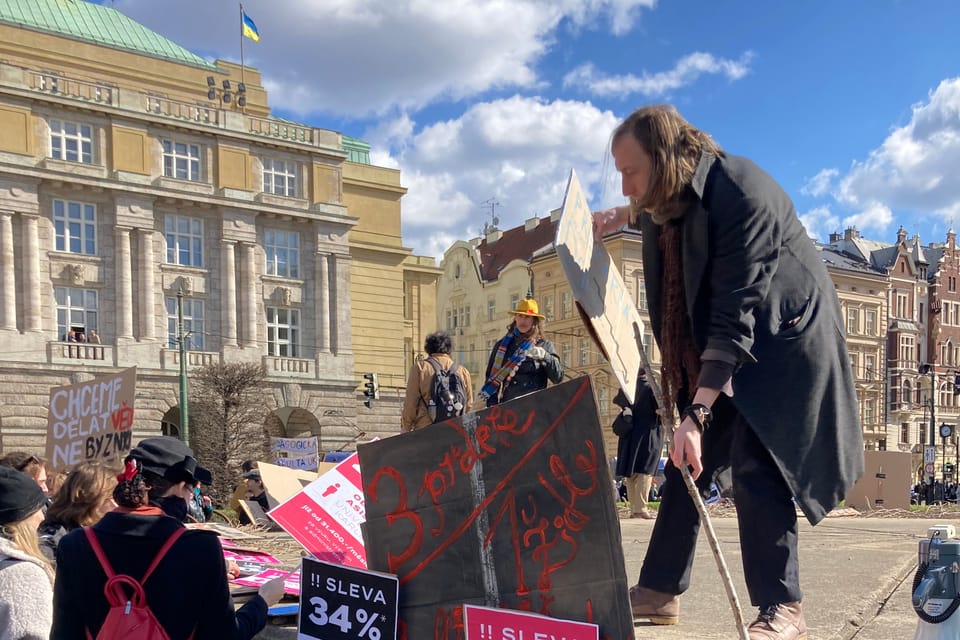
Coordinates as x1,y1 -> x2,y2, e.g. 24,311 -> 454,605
239,3 -> 246,107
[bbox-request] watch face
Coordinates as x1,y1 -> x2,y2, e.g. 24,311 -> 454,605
941,424 -> 954,438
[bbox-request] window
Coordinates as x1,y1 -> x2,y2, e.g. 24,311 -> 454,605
865,310 -> 876,335
53,199 -> 96,255
864,399 -> 875,426
898,334 -> 915,364
165,215 -> 203,267
561,291 -> 572,319
166,297 -> 205,351
950,276 -> 957,293
901,422 -> 910,443
865,355 -> 876,380
265,229 -> 300,279
50,119 -> 93,164
895,292 -> 909,319
543,295 -> 554,321
849,353 -> 858,378
637,284 -> 647,311
579,338 -> 589,366
262,158 -> 297,197
847,308 -> 859,335
55,287 -> 98,341
487,297 -> 496,322
510,293 -> 520,314
162,139 -> 202,181
560,341 -> 571,366
598,385 -> 609,412
267,307 -> 300,357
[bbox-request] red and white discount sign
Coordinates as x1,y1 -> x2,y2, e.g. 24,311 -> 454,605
268,452 -> 366,568
464,604 -> 598,640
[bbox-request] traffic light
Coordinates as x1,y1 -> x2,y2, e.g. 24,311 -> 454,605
363,373 -> 379,409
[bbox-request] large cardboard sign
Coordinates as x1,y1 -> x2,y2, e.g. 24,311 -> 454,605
359,378 -> 632,640
298,557 -> 399,640
464,604 -> 598,640
268,452 -> 366,568
555,170 -> 644,404
844,450 -> 912,512
46,367 -> 137,470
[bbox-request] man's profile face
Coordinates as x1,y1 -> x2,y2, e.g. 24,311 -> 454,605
245,478 -> 264,498
613,132 -> 654,206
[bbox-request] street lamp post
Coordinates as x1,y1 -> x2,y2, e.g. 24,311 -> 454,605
919,364 -> 936,485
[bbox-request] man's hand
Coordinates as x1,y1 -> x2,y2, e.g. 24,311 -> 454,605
226,559 -> 241,580
258,576 -> 286,607
528,346 -> 547,360
669,416 -> 704,480
592,207 -> 627,241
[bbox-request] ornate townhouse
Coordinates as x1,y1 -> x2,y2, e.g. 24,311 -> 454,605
0,1 -> 437,455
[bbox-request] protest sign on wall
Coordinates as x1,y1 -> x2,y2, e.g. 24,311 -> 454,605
555,170 -> 645,404
270,436 -> 319,471
464,604 -> 598,640
274,453 -> 320,470
268,452 -> 366,568
46,367 -> 137,470
298,557 -> 398,640
359,378 -> 632,640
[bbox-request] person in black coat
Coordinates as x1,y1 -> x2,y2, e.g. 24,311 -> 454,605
594,105 -> 863,639
613,369 -> 663,519
481,298 -> 563,406
51,437 -> 285,640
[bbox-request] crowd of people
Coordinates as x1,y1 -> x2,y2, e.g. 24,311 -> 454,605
0,438 -> 285,639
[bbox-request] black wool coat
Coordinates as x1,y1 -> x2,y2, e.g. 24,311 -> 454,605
50,509 -> 267,640
637,151 -> 864,525
484,336 -> 563,405
614,377 -> 663,478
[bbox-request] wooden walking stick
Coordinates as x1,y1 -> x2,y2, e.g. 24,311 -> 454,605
633,322 -> 750,640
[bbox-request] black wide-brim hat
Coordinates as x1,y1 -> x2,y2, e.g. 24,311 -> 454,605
0,466 -> 47,525
130,437 -> 212,485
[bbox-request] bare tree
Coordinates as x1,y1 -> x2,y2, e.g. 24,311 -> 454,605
189,363 -> 270,505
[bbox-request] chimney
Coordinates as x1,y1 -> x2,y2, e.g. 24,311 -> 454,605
844,227 -> 860,241
829,231 -> 841,243
485,229 -> 502,244
524,216 -> 539,232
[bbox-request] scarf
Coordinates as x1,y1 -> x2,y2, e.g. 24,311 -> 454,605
479,328 -> 533,401
658,219 -> 701,409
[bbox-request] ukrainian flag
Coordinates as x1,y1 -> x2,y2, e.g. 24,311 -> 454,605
241,10 -> 260,42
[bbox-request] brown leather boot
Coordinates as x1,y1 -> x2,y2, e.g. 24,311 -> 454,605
628,584 -> 679,625
747,602 -> 807,639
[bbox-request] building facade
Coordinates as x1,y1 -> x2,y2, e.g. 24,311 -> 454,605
0,1 -> 433,457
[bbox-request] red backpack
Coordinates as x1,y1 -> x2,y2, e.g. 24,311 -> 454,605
83,526 -> 187,640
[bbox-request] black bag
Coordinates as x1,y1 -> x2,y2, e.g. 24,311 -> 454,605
426,358 -> 467,422
612,409 -> 634,437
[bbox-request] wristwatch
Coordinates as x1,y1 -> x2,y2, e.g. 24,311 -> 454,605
683,403 -> 713,433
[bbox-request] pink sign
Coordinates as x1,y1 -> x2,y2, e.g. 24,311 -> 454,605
231,569 -> 301,596
464,605 -> 598,640
223,549 -> 281,565
267,451 -> 366,568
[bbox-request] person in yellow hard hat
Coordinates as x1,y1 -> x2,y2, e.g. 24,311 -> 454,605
480,298 -> 563,406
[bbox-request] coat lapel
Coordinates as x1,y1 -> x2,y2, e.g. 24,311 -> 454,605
681,151 -> 717,316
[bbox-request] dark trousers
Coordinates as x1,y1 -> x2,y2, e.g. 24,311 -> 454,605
637,412 -> 801,607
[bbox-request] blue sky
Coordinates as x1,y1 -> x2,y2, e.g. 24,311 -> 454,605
103,0 -> 960,259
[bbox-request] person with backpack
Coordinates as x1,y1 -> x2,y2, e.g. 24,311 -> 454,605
0,466 -> 54,640
401,331 -> 474,431
50,436 -> 285,640
481,298 -> 563,406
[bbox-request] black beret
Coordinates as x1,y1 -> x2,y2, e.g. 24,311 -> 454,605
130,437 -> 208,485
0,467 -> 47,525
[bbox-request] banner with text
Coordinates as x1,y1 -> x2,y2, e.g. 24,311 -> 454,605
272,436 -> 320,471
359,378 -> 632,640
298,557 -> 398,640
46,367 -> 137,471
465,604 -> 598,640
268,452 -> 367,568
555,169 -> 645,405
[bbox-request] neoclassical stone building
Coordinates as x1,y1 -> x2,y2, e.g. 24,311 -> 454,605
0,1 -> 436,455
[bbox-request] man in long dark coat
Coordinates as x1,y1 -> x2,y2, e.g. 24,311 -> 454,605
594,105 -> 863,640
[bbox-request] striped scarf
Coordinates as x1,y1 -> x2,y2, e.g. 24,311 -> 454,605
480,329 -> 533,401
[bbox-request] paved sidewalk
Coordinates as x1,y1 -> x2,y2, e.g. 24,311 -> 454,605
620,514 -> 937,640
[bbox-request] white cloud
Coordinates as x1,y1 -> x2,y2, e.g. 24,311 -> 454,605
798,206 -> 839,240
371,96 -> 621,256
115,0 -> 656,117
842,202 -> 894,234
562,51 -> 754,97
837,78 -> 960,217
801,168 -> 838,198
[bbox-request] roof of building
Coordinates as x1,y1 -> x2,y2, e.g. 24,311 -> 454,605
817,243 -> 888,277
477,215 -> 558,282
0,0 -> 216,69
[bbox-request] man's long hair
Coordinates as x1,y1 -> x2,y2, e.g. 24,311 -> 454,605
612,105 -> 723,224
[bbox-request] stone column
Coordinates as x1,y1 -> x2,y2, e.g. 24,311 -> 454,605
315,252 -> 330,353
115,227 -> 133,338
330,253 -> 353,354
138,229 -> 155,340
242,243 -> 258,348
221,240 -> 238,346
22,215 -> 41,332
0,212 -> 16,330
